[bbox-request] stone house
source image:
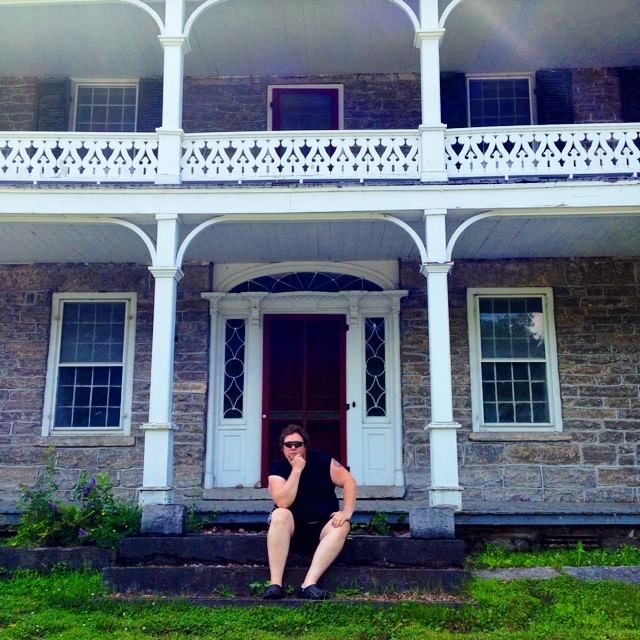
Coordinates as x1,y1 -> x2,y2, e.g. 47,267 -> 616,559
0,0 -> 639,524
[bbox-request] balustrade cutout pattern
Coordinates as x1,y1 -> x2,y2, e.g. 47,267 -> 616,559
446,125 -> 640,179
182,132 -> 420,181
0,134 -> 158,182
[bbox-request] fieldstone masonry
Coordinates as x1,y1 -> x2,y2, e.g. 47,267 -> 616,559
0,263 -> 210,506
400,257 -> 640,503
0,77 -> 37,130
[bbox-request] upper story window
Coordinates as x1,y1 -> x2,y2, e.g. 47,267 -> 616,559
268,85 -> 343,131
42,293 -> 137,436
72,81 -> 138,132
467,76 -> 533,127
467,288 -> 562,432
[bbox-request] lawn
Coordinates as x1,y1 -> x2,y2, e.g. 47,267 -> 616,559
1,568 -> 640,639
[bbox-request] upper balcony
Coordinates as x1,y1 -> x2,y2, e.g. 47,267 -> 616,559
1,0 -> 639,186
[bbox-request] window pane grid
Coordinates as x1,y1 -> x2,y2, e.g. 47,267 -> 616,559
55,365 -> 122,428
54,300 -> 128,429
223,319 -> 246,419
75,85 -> 137,132
469,78 -> 531,127
478,296 -> 550,425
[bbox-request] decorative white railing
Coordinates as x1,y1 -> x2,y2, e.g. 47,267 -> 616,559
0,133 -> 158,182
181,130 -> 420,181
2,125 -> 639,184
445,124 -> 640,179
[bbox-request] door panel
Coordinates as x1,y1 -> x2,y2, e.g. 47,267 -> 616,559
262,314 -> 345,484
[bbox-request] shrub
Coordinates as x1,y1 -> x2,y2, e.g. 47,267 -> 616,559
9,458 -> 141,549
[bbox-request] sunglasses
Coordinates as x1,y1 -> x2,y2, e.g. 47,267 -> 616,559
283,441 -> 305,449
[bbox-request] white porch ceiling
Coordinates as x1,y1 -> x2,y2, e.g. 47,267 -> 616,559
0,0 -> 638,78
0,213 -> 638,265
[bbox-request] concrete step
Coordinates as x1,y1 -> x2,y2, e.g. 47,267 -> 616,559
103,565 -> 470,596
117,534 -> 466,569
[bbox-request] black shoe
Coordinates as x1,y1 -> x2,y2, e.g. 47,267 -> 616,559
297,584 -> 329,600
263,584 -> 284,600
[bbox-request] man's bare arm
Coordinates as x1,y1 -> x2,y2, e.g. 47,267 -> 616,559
329,459 -> 357,527
268,455 -> 306,507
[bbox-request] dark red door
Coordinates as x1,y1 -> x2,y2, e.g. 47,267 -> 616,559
262,314 -> 346,484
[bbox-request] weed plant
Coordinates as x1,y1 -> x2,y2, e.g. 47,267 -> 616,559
8,454 -> 140,549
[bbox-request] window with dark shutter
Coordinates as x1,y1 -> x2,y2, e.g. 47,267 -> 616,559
619,68 -> 640,123
34,79 -> 71,131
440,72 -> 467,128
535,69 -> 574,125
137,78 -> 163,132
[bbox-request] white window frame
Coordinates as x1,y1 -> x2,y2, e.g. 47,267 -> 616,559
466,73 -> 536,127
42,292 -> 137,436
467,287 -> 562,433
267,84 -> 345,131
70,79 -> 139,132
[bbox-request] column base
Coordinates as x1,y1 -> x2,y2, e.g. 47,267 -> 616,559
140,503 -> 186,536
409,506 -> 456,538
138,487 -> 175,506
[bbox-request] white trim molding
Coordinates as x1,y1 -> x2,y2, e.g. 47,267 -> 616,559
467,287 -> 563,433
42,292 -> 137,437
202,288 -> 408,489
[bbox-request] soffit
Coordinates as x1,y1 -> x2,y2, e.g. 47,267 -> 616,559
0,0 -> 638,78
0,214 -> 639,265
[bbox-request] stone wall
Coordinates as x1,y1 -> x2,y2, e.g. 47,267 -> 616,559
0,263 -> 210,505
400,257 -> 640,503
571,68 -> 623,123
182,73 -> 422,132
0,77 -> 37,130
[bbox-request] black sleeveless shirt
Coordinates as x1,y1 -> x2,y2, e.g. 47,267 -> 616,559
269,450 -> 339,523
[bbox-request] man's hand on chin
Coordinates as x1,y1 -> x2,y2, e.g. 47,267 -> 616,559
290,454 -> 306,473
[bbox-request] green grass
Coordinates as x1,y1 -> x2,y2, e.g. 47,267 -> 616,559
468,542 -> 640,569
1,569 -> 640,639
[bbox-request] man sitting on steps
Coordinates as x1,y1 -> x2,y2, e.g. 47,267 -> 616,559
263,423 -> 357,600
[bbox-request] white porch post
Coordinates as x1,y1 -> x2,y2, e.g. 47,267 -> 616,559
156,0 -> 188,185
417,0 -> 447,181
422,209 -> 462,508
139,214 -> 183,505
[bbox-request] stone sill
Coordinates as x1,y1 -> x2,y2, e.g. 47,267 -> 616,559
202,485 -> 405,501
36,436 -> 136,447
468,432 -> 571,443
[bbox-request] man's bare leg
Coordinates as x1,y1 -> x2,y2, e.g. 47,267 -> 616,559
301,520 -> 350,587
266,508 -> 295,586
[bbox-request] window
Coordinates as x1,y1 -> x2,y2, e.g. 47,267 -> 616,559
268,85 -> 343,131
468,288 -> 562,432
43,293 -> 136,435
72,82 -> 138,132
467,76 -> 533,127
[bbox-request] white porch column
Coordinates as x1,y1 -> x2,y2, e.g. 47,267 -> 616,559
140,214 -> 183,505
156,0 -> 188,185
417,0 -> 447,181
422,209 -> 462,508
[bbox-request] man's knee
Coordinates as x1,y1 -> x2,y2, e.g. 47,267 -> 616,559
269,508 -> 294,528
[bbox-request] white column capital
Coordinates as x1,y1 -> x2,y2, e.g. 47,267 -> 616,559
158,34 -> 191,53
420,262 -> 453,276
148,266 -> 184,282
413,28 -> 446,47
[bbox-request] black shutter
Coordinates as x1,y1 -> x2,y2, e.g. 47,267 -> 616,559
137,78 -> 164,132
33,78 -> 70,131
440,72 -> 468,128
535,69 -> 574,125
618,68 -> 640,122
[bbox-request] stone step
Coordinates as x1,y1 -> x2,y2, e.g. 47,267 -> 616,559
117,534 -> 466,569
103,565 -> 470,597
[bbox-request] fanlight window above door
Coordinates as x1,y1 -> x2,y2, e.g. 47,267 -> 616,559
230,272 -> 383,293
